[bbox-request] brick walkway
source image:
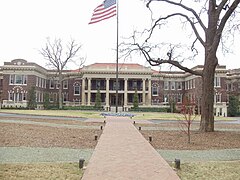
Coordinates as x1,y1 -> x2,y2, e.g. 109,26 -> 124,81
82,117 -> 180,180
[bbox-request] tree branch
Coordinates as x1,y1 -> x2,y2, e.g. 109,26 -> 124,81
134,43 -> 203,76
147,0 -> 206,31
146,13 -> 205,46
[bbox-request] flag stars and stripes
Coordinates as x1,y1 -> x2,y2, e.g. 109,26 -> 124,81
89,0 -> 117,24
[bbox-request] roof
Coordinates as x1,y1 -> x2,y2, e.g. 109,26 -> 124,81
71,62 -> 151,72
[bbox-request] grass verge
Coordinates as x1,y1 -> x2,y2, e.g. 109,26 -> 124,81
176,160 -> 240,180
0,109 -> 103,119
0,162 -> 83,180
0,109 -> 238,121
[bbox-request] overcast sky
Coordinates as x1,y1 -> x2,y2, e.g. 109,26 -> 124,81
0,0 -> 239,71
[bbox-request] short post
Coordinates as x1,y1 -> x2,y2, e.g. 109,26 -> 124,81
149,136 -> 152,142
95,135 -> 98,141
104,120 -> 106,124
100,126 -> 103,130
174,159 -> 180,169
139,127 -> 141,130
79,158 -> 85,169
133,121 -> 135,124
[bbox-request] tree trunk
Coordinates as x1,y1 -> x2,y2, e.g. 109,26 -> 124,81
59,74 -> 63,109
199,57 -> 217,132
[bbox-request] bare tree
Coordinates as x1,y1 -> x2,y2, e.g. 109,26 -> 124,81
178,97 -> 196,144
121,0 -> 240,132
40,38 -> 83,109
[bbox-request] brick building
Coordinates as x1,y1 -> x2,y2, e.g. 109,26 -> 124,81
0,59 -> 235,116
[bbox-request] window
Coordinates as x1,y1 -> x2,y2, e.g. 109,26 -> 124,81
15,75 -> 27,84
177,94 -> 182,103
113,81 -> 120,90
49,93 -> 54,102
163,94 -> 169,103
176,82 -> 182,90
215,93 -> 221,103
96,80 -> 101,89
50,80 -> 54,89
74,86 -> 80,95
214,77 -> 221,87
63,80 -> 68,89
23,93 -> 26,101
56,80 -> 59,89
133,81 -> 137,89
164,81 -> 169,90
152,87 -> 158,96
9,75 -> 14,84
171,82 -> 175,90
54,93 -> 58,102
63,93 -> 68,102
9,92 -> 13,101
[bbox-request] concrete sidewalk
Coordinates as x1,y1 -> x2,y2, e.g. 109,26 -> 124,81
82,117 -> 180,180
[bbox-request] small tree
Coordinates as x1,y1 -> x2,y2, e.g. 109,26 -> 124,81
133,89 -> 139,108
228,95 -> 239,117
169,99 -> 176,113
27,86 -> 36,110
95,89 -> 102,110
43,92 -> 50,110
178,97 -> 196,144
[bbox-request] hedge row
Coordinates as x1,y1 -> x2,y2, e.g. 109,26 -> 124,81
63,106 -> 104,111
130,107 -> 169,112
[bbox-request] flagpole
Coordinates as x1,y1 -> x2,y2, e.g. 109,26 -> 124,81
115,0 -> 119,113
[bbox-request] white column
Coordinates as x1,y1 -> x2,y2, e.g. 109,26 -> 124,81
106,78 -> 110,107
124,78 -> 128,107
81,78 -> 85,105
148,79 -> 152,106
87,78 -> 91,106
142,79 -> 146,105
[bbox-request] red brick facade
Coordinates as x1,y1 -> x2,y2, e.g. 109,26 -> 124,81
0,59 -> 236,116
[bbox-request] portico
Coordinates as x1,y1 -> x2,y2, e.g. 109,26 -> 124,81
79,63 -> 153,111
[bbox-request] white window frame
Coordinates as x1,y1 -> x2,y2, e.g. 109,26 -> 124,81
164,81 -> 169,90
214,77 -> 221,87
50,79 -> 54,89
177,82 -> 182,90
152,86 -> 158,96
63,80 -> 68,89
163,94 -> 169,103
171,81 -> 175,90
74,86 -> 80,95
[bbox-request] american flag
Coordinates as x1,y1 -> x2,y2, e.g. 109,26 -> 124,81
89,0 -> 117,24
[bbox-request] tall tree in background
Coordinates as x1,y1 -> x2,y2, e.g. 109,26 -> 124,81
95,89 -> 102,110
228,95 -> 239,116
27,86 -> 36,110
123,0 -> 240,132
40,38 -> 83,109
133,89 -> 139,108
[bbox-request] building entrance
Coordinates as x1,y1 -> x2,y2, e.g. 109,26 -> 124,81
110,94 -> 123,106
